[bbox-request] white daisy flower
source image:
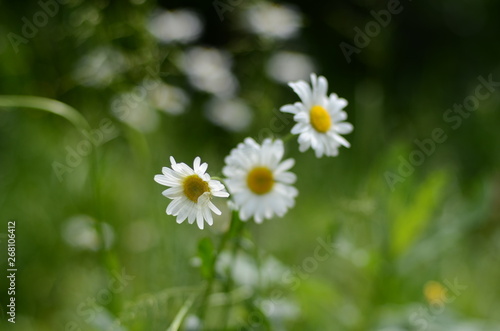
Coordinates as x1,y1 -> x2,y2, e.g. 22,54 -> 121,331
154,157 -> 229,230
223,138 -> 298,223
280,73 -> 354,158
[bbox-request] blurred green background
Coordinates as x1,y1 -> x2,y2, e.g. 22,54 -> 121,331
1,0 -> 499,330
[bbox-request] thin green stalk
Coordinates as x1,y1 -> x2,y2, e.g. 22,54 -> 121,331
0,95 -> 90,131
220,215 -> 246,329
89,139 -> 122,283
198,211 -> 239,326
167,292 -> 198,331
282,132 -> 295,143
0,95 -> 123,313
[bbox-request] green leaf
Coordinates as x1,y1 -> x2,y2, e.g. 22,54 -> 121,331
0,95 -> 90,130
167,293 -> 197,331
390,170 -> 448,256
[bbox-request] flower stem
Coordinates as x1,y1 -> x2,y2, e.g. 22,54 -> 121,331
220,214 -> 246,329
167,292 -> 197,331
282,132 -> 295,143
198,210 -> 239,325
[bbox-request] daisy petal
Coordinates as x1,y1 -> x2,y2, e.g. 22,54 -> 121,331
335,122 -> 353,134
332,133 -> 351,148
198,162 -> 208,174
162,186 -> 183,199
196,211 -> 204,230
280,104 -> 300,114
154,174 -> 178,187
208,202 -> 222,215
291,122 -> 308,135
193,157 -> 201,172
274,158 -> 295,174
289,80 -> 312,107
275,171 -> 296,184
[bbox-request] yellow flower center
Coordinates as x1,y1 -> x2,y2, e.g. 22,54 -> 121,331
309,105 -> 332,133
424,281 -> 447,305
247,167 -> 274,195
183,175 -> 210,202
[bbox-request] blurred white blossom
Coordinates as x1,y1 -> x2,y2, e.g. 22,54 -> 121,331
183,315 -> 202,331
180,47 -> 238,97
148,82 -> 189,115
205,97 -> 253,132
111,90 -> 159,133
62,215 -> 114,251
244,2 -> 302,40
216,251 -> 288,289
72,46 -> 127,88
260,298 -> 300,328
147,9 -> 202,44
266,51 -> 315,83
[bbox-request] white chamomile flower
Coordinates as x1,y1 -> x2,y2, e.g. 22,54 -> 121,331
154,157 -> 229,230
223,138 -> 298,223
280,73 -> 353,158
